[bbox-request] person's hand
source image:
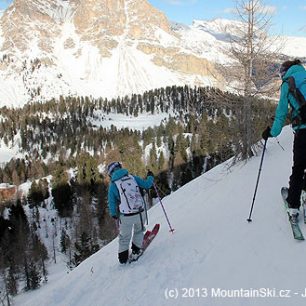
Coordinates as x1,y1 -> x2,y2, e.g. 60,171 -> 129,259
147,170 -> 154,178
262,126 -> 271,141
112,215 -> 118,220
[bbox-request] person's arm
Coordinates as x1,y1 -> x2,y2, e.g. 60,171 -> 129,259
270,83 -> 289,137
108,183 -> 119,218
134,175 -> 154,190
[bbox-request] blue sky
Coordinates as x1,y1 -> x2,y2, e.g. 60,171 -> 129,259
148,0 -> 306,37
0,0 -> 305,37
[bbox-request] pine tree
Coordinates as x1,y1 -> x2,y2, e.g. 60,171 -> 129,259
158,151 -> 165,171
27,262 -> 41,290
28,180 -> 43,207
7,265 -> 17,296
148,143 -> 158,173
227,0 -> 279,158
52,165 -> 73,217
73,232 -> 92,267
60,229 -> 68,254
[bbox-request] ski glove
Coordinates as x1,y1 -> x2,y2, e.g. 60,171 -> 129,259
262,126 -> 272,141
147,170 -> 154,178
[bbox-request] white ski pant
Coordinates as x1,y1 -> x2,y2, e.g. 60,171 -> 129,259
118,212 -> 145,253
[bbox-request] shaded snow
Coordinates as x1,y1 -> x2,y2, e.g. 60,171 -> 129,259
0,137 -> 22,164
14,126 -> 306,306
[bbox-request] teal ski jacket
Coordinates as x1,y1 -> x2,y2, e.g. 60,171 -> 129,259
270,64 -> 306,137
107,168 -> 154,218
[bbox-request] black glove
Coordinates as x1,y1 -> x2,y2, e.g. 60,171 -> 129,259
262,126 -> 272,141
147,170 -> 154,178
112,215 -> 118,220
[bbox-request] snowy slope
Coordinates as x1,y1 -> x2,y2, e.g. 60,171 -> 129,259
177,20 -> 233,64
275,35 -> 306,58
14,125 -> 306,306
178,19 -> 306,63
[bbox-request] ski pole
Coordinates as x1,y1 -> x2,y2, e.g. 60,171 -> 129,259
247,139 -> 268,222
139,208 -> 145,231
141,189 -> 149,225
144,198 -> 149,225
276,137 -> 285,151
153,183 -> 175,233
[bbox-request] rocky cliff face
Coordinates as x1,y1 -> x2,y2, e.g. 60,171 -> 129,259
0,0 -> 223,106
73,0 -> 175,54
2,0 -> 65,55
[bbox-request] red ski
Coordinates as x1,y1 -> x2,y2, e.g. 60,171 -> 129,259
129,224 -> 160,263
142,223 -> 160,251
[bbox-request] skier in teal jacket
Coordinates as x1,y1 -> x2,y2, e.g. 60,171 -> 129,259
107,161 -> 154,264
262,59 -> 306,223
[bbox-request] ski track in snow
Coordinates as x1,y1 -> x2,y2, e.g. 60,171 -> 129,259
13,126 -> 306,306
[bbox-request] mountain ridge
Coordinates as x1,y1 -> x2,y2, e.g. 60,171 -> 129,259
0,1 -> 305,107
0,0 -> 222,106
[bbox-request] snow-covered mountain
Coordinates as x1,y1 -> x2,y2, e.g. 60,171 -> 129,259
0,0 -> 222,107
182,19 -> 306,63
0,1 -> 306,107
14,126 -> 306,306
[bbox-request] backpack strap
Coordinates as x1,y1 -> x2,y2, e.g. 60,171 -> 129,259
118,175 -> 133,211
287,76 -> 306,107
285,77 -> 306,127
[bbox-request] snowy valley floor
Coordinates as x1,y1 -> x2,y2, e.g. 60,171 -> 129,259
15,126 -> 306,306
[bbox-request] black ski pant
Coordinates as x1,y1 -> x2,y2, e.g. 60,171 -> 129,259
287,129 -> 306,209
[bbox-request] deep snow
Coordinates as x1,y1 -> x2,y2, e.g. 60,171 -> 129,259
13,125 -> 306,306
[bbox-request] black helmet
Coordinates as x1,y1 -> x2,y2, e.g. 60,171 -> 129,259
107,161 -> 122,176
279,64 -> 288,78
279,59 -> 302,78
